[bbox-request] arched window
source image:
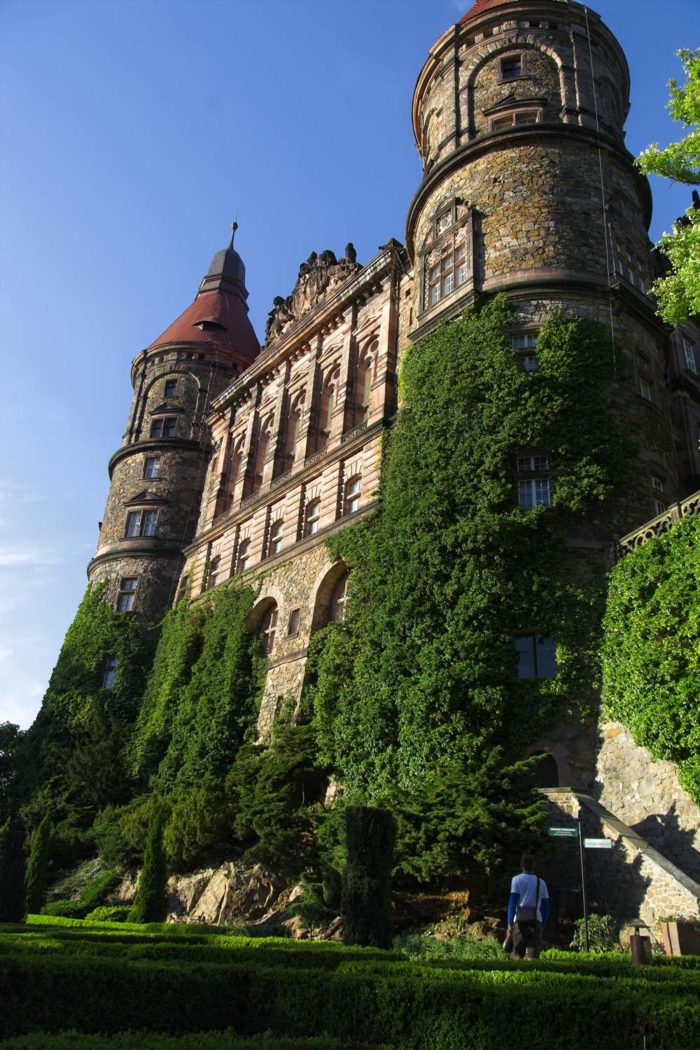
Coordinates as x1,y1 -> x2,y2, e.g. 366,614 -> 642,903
356,343 -> 376,425
305,498 -> 321,537
286,394 -> 304,466
329,573 -> 349,623
318,374 -> 338,450
252,417 -> 273,493
269,520 -> 284,557
344,476 -> 362,516
529,752 -> 560,789
237,538 -> 251,574
260,605 -> 278,655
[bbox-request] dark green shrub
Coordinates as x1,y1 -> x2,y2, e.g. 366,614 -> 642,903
570,914 -> 619,953
24,814 -> 52,914
163,780 -> 232,871
40,868 -> 119,919
129,810 -> 168,923
84,905 -> 130,922
0,815 -> 26,921
342,806 -> 395,949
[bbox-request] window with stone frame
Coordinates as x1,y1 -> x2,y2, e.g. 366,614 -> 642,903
164,379 -> 178,398
116,576 -> 138,612
651,474 -> 667,516
102,656 -> 118,689
176,574 -> 189,605
639,374 -> 653,401
356,342 -> 377,426
344,475 -> 362,516
514,633 -> 557,678
143,455 -> 161,479
304,498 -> 321,537
205,554 -> 221,591
252,416 -> 273,493
287,607 -> 301,638
260,605 -> 278,656
125,509 -> 159,538
421,200 -> 472,313
329,573 -> 349,623
268,519 -> 284,557
500,54 -> 524,81
682,337 -> 698,375
236,537 -> 251,574
150,417 -> 177,439
516,455 -> 551,509
512,332 -> 538,371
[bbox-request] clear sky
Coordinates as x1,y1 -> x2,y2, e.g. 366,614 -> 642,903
0,0 -> 698,730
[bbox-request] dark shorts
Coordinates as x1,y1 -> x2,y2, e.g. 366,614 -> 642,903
512,920 -> 542,959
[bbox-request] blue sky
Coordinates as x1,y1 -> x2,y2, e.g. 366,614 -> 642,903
0,0 -> 697,730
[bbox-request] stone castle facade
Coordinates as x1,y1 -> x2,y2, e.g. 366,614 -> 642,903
87,0 -> 700,905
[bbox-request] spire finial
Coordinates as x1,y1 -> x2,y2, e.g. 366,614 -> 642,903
230,217 -> 239,249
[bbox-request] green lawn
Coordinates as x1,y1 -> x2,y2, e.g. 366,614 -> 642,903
0,917 -> 698,1049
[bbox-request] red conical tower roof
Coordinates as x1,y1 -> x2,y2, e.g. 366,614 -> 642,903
148,236 -> 260,367
460,0 -> 524,24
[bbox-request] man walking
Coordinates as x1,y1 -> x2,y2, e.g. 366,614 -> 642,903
506,852 -> 549,959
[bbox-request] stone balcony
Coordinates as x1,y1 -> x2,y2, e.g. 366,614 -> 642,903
616,489 -> 700,559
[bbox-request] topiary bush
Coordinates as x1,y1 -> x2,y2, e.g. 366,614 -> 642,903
342,805 -> 395,949
129,809 -> 168,924
24,814 -> 52,915
0,815 -> 26,922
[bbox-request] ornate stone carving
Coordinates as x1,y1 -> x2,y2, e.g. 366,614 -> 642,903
265,245 -> 361,343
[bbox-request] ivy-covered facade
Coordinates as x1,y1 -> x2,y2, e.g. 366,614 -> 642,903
13,0 -> 700,904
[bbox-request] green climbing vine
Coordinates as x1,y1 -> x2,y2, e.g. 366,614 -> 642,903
602,514 -> 700,804
19,581 -> 156,854
306,297 -> 629,803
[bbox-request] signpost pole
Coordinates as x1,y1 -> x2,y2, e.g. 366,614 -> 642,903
577,816 -> 589,952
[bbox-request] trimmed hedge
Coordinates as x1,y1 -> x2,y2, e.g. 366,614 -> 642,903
0,922 -> 698,1048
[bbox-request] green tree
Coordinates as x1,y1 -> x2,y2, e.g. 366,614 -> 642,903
0,722 -> 23,825
0,816 -> 26,922
24,813 -> 52,914
129,808 -> 168,923
638,49 -> 700,325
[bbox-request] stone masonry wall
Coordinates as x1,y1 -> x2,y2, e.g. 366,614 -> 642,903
595,721 -> 700,884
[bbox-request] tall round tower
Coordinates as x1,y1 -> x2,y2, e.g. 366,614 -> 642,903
408,0 -> 678,533
87,237 -> 260,621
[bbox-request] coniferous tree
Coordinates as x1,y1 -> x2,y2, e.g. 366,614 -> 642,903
342,805 -> 395,949
129,809 -> 168,923
0,815 -> 27,922
25,814 -> 52,915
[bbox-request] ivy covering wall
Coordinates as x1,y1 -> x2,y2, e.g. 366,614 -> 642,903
306,298 -> 628,809
602,514 -> 700,804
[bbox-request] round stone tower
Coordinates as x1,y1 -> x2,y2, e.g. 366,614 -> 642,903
87,237 -> 260,621
407,0 -> 678,534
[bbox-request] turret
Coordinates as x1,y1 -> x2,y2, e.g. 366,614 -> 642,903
87,232 -> 260,621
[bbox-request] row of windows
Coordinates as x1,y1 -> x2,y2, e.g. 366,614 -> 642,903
205,477 -> 364,592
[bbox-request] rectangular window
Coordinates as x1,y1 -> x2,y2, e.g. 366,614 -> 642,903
512,333 -> 538,372
517,455 -> 549,474
514,110 -> 538,126
102,656 -> 118,689
515,634 -> 557,678
287,608 -> 301,638
116,577 -> 137,612
639,377 -> 652,401
501,56 -> 522,80
651,475 -> 666,515
164,379 -> 178,398
426,245 -> 469,309
143,456 -> 161,479
518,477 -> 551,509
125,510 -> 159,537
237,538 -> 250,574
683,339 -> 698,374
150,417 -> 177,438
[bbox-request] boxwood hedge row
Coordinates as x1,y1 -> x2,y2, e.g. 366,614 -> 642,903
1,940 -> 698,1048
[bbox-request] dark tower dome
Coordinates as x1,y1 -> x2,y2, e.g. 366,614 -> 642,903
148,236 -> 261,367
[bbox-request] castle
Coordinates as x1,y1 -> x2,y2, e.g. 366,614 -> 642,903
86,0 -> 700,916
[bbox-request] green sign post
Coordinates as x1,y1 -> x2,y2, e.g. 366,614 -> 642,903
548,826 -> 578,838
